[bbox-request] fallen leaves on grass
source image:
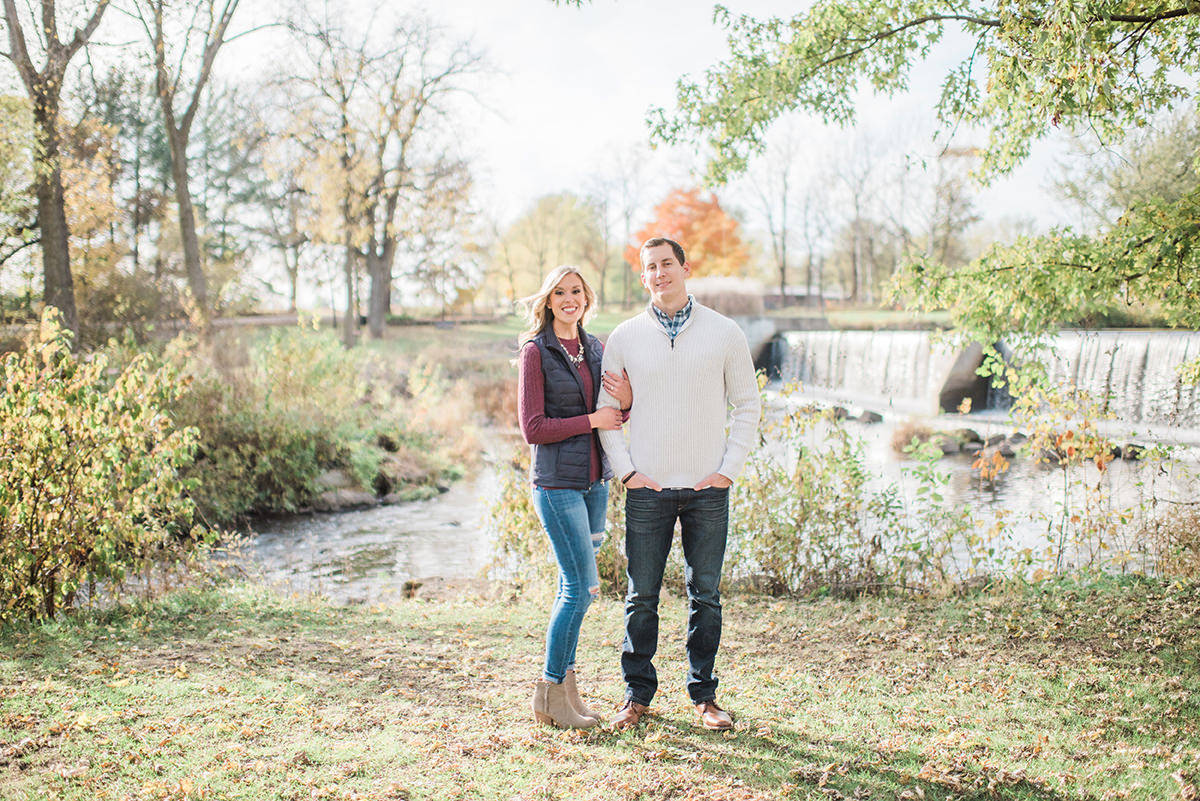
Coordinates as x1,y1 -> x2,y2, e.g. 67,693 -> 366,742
3,582 -> 1199,801
1176,771 -> 1199,801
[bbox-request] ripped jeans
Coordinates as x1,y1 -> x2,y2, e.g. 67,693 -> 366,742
532,480 -> 608,683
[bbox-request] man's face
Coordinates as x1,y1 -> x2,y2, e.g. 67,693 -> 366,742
640,243 -> 690,308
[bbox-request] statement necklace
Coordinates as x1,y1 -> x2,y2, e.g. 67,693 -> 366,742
562,338 -> 585,368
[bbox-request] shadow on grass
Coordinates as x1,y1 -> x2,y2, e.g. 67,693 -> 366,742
605,715 -> 1077,800
5,581 -> 1194,801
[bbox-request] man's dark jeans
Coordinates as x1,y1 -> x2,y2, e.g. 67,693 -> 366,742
621,485 -> 729,706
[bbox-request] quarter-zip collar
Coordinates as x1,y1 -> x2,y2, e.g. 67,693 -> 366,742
649,295 -> 695,350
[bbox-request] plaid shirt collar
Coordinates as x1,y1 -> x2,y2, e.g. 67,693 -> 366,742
650,295 -> 694,341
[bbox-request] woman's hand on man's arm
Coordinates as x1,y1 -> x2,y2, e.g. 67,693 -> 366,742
588,406 -> 623,430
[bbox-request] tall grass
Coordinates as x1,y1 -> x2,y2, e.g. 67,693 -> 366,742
163,325 -> 480,524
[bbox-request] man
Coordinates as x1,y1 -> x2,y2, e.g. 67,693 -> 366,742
597,236 -> 760,731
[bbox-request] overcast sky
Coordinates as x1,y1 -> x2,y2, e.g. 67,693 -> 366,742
412,0 -> 1073,233
429,0 -> 806,223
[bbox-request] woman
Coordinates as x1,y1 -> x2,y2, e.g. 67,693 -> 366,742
518,265 -> 630,729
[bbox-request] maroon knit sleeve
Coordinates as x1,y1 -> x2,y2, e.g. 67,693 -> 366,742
518,342 -> 593,445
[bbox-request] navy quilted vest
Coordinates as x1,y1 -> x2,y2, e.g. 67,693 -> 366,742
530,326 -> 611,488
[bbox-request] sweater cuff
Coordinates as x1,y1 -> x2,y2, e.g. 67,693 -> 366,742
607,454 -> 635,481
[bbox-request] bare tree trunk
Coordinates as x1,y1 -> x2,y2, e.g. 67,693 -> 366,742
851,217 -> 862,304
341,190 -> 358,347
595,195 -> 610,307
342,243 -> 358,348
3,0 -> 110,338
143,0 -> 241,334
44,572 -> 57,621
284,189 -> 301,312
366,251 -> 391,339
155,164 -> 169,284
363,194 -> 398,339
286,245 -> 299,312
31,98 -> 78,333
131,133 -> 144,274
166,129 -> 209,321
816,255 -> 826,311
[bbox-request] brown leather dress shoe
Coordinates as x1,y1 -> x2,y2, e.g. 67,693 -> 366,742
610,700 -> 649,730
694,700 -> 733,730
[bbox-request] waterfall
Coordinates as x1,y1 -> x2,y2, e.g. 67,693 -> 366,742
1040,331 -> 1200,429
778,330 -> 965,416
777,329 -> 1200,427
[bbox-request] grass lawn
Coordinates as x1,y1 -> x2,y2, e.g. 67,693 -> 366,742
331,305 -> 950,377
2,576 -> 1197,800
821,308 -> 953,330
357,312 -> 631,382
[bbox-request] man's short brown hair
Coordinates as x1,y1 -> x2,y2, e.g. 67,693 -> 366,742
640,237 -> 686,268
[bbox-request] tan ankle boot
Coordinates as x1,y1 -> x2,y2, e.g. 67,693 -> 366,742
531,679 -> 599,729
563,670 -> 601,722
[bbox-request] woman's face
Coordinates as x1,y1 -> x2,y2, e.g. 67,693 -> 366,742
548,272 -> 586,330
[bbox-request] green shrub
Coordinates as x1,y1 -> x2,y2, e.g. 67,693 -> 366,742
179,399 -> 338,523
166,327 -> 471,524
486,446 -> 552,591
0,311 -> 201,621
168,329 -> 348,522
888,437 -> 1008,588
729,393 -> 900,596
983,352 -> 1173,577
75,269 -> 186,348
729,383 -> 1030,595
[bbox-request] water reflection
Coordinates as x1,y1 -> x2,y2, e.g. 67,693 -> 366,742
246,470 -> 497,605
777,396 -> 1200,572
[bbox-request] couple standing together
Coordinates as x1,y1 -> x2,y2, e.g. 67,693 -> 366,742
517,236 -> 761,731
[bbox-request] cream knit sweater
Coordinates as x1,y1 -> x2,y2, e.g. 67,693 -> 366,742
598,303 -> 761,489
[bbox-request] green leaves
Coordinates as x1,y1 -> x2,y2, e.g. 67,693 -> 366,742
892,183 -> 1200,342
657,1 -> 1200,185
0,310 -> 201,622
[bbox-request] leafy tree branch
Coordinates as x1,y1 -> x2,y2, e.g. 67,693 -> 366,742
651,2 -> 1200,184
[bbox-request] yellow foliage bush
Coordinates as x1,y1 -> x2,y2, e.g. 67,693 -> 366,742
0,311 -> 202,621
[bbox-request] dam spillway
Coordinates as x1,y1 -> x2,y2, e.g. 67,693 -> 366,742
776,328 -> 1200,429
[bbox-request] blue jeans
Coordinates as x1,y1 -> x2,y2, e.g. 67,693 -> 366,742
532,480 -> 608,683
622,486 -> 729,705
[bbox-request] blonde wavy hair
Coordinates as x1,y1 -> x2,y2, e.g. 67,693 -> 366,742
519,265 -> 598,346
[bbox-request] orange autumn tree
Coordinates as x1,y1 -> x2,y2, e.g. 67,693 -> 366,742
625,187 -> 750,277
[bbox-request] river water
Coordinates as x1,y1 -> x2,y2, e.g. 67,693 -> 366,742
787,402 -> 1200,573
242,393 -> 1200,603
772,327 -> 1200,572
244,467 -> 499,605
